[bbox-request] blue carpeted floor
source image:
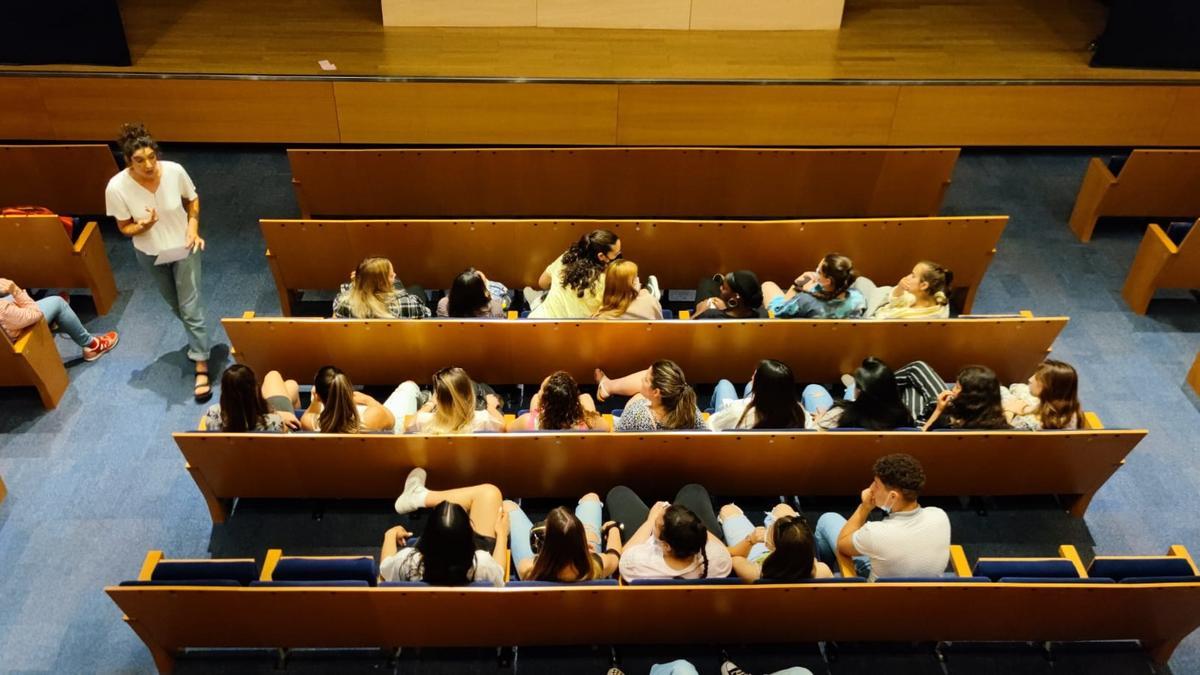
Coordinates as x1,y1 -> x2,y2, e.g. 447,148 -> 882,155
0,148 -> 1197,674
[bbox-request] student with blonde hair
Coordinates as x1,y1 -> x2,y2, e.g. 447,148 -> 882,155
405,367 -> 505,434
864,260 -> 954,319
597,360 -> 705,431
332,256 -> 430,319
1003,359 -> 1083,430
593,260 -> 663,320
300,365 -> 395,433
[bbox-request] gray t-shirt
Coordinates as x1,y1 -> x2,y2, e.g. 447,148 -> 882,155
852,506 -> 951,581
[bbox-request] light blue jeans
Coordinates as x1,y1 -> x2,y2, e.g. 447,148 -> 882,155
37,296 -> 94,347
720,510 -> 777,562
711,379 -> 753,411
650,661 -> 699,675
136,248 -> 210,361
801,382 -> 855,414
814,512 -> 871,578
509,497 -> 603,579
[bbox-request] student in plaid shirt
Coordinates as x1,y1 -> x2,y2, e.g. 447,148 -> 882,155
332,256 -> 431,319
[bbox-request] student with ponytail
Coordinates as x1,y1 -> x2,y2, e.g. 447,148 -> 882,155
300,365 -> 395,433
606,484 -> 732,581
761,253 -> 866,319
870,260 -> 954,319
598,360 -> 706,431
529,229 -> 622,319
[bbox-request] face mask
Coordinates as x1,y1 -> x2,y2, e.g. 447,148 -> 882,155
879,494 -> 895,515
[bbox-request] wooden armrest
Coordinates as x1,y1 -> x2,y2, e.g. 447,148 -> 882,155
1059,545 -> 1087,577
1019,310 -> 1033,318
678,310 -> 690,320
137,550 -> 165,581
260,549 -> 283,581
1082,411 -> 1104,430
835,551 -> 857,578
507,311 -> 518,320
71,221 -> 101,254
1144,222 -> 1181,255
241,311 -> 256,319
1169,545 -> 1200,574
949,545 -> 971,577
197,415 -> 208,431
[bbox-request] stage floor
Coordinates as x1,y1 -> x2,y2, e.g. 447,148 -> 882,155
8,0 -> 1200,82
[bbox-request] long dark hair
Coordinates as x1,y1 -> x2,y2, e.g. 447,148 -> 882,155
537,371 -> 597,430
314,365 -> 360,434
447,268 -> 490,317
947,365 -> 1010,429
218,364 -> 270,432
650,360 -> 698,430
528,506 -> 595,582
560,230 -> 618,297
415,501 -> 479,585
660,505 -> 709,577
759,515 -> 818,582
1032,360 -> 1083,430
738,360 -> 805,429
808,253 -> 857,301
834,357 -> 914,430
118,122 -> 159,162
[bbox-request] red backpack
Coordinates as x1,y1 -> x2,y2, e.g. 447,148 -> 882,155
1,206 -> 75,238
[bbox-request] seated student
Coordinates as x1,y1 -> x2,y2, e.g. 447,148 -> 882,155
528,229 -> 621,319
506,493 -> 623,582
606,483 -> 733,581
593,260 -> 663,320
761,253 -> 865,319
708,359 -> 806,431
382,469 -> 508,586
595,360 -> 706,431
202,365 -> 300,432
857,261 -> 954,319
814,453 -> 951,581
300,365 -> 396,433
919,364 -> 1011,431
1002,359 -> 1083,430
332,256 -> 430,319
508,371 -> 610,432
436,268 -> 510,318
405,367 -> 505,434
800,357 -> 915,430
692,270 -> 767,320
718,502 -> 833,583
0,277 -> 118,361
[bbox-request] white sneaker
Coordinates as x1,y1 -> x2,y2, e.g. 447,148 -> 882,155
523,286 -> 546,311
720,660 -> 751,675
840,373 -> 855,390
646,275 -> 662,301
394,468 -> 429,514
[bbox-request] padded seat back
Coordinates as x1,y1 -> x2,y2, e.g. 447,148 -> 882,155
508,579 -> 619,587
150,559 -> 259,585
273,556 -> 379,586
626,577 -> 743,587
973,558 -> 1080,582
1088,557 -> 1196,582
251,580 -> 371,587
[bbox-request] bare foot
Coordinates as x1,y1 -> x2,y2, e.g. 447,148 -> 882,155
594,368 -> 611,402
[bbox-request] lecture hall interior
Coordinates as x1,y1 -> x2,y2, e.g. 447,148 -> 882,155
2,0 -> 1200,673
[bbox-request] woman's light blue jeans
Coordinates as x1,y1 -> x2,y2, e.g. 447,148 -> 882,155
37,296 -> 94,347
801,382 -> 856,415
814,512 -> 872,578
720,509 -> 777,561
711,379 -> 754,411
509,497 -> 603,579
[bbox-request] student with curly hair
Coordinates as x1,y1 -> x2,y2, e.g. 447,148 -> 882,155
529,229 -> 621,318
508,371 -> 609,431
920,365 -> 1011,431
814,453 -> 950,580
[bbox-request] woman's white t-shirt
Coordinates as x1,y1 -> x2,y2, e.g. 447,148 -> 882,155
105,161 -> 197,256
380,547 -> 505,587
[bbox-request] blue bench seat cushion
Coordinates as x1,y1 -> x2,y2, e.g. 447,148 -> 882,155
998,577 -> 1113,584
754,576 -> 867,585
251,580 -> 370,587
876,576 -> 989,583
626,577 -> 743,587
508,579 -> 619,587
150,560 -> 258,585
273,556 -> 379,586
972,559 -> 1080,581
1089,557 -> 1195,581
120,579 -> 244,587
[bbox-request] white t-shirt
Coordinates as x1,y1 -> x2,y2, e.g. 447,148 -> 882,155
851,506 -> 951,581
105,161 -> 197,255
708,397 -> 756,431
408,409 -> 504,434
619,533 -> 733,581
380,547 -> 505,587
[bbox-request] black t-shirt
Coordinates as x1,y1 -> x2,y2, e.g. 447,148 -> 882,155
694,306 -> 770,320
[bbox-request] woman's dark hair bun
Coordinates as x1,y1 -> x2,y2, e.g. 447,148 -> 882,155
117,122 -> 159,160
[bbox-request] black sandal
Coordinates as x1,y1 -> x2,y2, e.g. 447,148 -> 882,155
194,368 -> 213,403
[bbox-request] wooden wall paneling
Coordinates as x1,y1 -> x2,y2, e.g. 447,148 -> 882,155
537,0 -> 691,29
0,78 -> 54,140
223,316 -> 1067,387
1159,87 -> 1200,146
381,0 -> 537,27
333,82 -> 618,144
35,78 -> 340,143
616,84 -> 898,146
689,0 -> 845,30
0,145 -> 118,214
890,85 -> 1179,146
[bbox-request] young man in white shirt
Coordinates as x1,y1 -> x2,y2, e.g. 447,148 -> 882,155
814,453 -> 951,581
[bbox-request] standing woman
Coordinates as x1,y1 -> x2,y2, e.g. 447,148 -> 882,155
105,123 -> 212,401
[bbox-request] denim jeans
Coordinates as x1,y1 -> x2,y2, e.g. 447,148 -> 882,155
509,498 -> 604,579
37,296 -> 94,347
814,512 -> 872,578
720,511 -> 777,561
711,379 -> 754,411
135,248 -> 210,361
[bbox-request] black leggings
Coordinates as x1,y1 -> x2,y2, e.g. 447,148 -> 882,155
605,484 -> 725,544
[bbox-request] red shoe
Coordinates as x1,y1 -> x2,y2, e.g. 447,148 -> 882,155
83,331 -> 119,362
